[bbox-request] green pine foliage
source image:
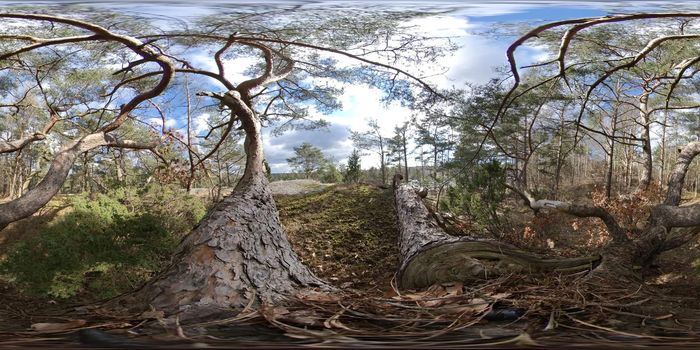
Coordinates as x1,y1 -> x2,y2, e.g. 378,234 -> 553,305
445,160 -> 507,234
344,149 -> 362,183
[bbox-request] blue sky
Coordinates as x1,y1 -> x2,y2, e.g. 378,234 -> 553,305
5,1 -> 699,172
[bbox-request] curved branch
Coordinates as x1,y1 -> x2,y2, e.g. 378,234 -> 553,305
0,115 -> 58,154
0,132 -> 157,229
142,33 -> 441,97
0,35 -> 100,60
235,40 -> 294,96
506,184 -> 627,242
652,203 -> 700,228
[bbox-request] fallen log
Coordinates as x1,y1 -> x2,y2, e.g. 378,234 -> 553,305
393,178 -> 601,290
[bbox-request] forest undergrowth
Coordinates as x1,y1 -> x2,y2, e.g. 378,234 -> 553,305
0,183 -> 700,347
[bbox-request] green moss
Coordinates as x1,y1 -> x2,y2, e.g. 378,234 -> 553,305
277,184 -> 399,291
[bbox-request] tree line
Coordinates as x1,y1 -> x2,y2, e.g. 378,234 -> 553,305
1,8 -> 700,323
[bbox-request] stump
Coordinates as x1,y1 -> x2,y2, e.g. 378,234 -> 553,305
393,180 -> 601,290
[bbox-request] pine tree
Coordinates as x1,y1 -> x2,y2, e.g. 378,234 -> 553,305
344,149 -> 361,183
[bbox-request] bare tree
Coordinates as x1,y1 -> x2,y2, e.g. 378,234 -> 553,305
351,119 -> 388,185
499,13 -> 700,272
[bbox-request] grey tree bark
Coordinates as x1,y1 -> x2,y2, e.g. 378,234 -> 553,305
393,177 -> 600,290
638,92 -> 653,192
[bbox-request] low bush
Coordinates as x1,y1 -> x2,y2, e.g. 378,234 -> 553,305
0,184 -> 206,300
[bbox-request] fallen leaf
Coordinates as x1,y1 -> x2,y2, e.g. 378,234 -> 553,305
296,290 -> 341,302
31,319 -> 87,332
260,305 -> 289,320
444,282 -> 464,296
488,292 -> 511,300
324,313 -> 354,331
280,310 -> 322,327
441,303 -> 489,315
139,309 -> 165,320
513,332 -> 539,346
418,299 -> 445,308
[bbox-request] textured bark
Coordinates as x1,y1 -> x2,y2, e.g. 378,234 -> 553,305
394,180 -> 600,290
118,174 -> 327,320
665,141 -> 700,206
638,93 -> 653,192
507,184 -> 628,242
116,113 -> 328,321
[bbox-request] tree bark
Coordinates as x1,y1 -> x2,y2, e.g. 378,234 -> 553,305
113,93 -> 328,321
393,179 -> 600,290
638,93 -> 653,192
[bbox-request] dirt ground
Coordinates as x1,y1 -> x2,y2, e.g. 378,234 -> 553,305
277,183 -> 399,294
1,183 -> 700,348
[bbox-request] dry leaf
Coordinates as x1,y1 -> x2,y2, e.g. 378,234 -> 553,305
441,303 -> 489,315
444,282 -> 464,296
394,292 -> 427,300
418,299 -> 445,308
513,333 -> 539,346
139,309 -> 165,320
296,290 -> 341,302
488,292 -> 511,300
324,313 -> 354,331
280,310 -> 322,327
263,305 -> 290,319
31,319 -> 86,332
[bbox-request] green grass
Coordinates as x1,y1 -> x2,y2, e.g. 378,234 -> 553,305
0,184 -> 206,300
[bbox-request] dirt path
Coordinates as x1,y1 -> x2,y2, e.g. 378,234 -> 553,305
277,183 -> 398,294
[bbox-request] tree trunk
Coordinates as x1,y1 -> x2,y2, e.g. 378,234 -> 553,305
659,110 -> 669,189
606,107 -> 619,199
113,112 -> 328,321
402,129 -> 409,181
393,179 -> 600,290
638,93 -> 653,192
0,132 -> 151,230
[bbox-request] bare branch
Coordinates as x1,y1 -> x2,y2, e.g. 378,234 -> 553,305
507,184 -> 628,242
0,115 -> 58,154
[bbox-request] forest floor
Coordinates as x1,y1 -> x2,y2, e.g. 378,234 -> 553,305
1,182 -> 700,348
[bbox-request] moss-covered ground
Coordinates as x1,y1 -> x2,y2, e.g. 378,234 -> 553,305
276,183 -> 398,294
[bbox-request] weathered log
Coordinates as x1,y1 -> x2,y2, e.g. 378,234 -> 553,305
394,181 -> 601,290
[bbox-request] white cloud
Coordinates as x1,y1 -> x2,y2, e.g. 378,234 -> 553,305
193,113 -> 211,134
147,117 -> 177,128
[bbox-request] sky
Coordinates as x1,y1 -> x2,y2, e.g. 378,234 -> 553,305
5,0 -> 700,173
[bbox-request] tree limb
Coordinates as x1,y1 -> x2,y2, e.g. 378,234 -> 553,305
0,115 -> 58,154
0,132 -> 158,229
506,184 -> 628,242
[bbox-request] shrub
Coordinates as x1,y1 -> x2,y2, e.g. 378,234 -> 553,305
0,184 -> 206,300
444,159 -> 507,235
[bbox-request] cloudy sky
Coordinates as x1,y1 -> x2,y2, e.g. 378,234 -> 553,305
13,0 -> 697,173
256,2 -> 609,172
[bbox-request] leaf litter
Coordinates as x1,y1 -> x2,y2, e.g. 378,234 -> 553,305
2,184 -> 700,347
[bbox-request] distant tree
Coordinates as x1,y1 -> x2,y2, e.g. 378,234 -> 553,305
414,110 -> 455,182
388,122 -> 411,181
351,119 -> 387,185
344,149 -> 362,183
287,143 -> 326,179
318,161 -> 343,183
